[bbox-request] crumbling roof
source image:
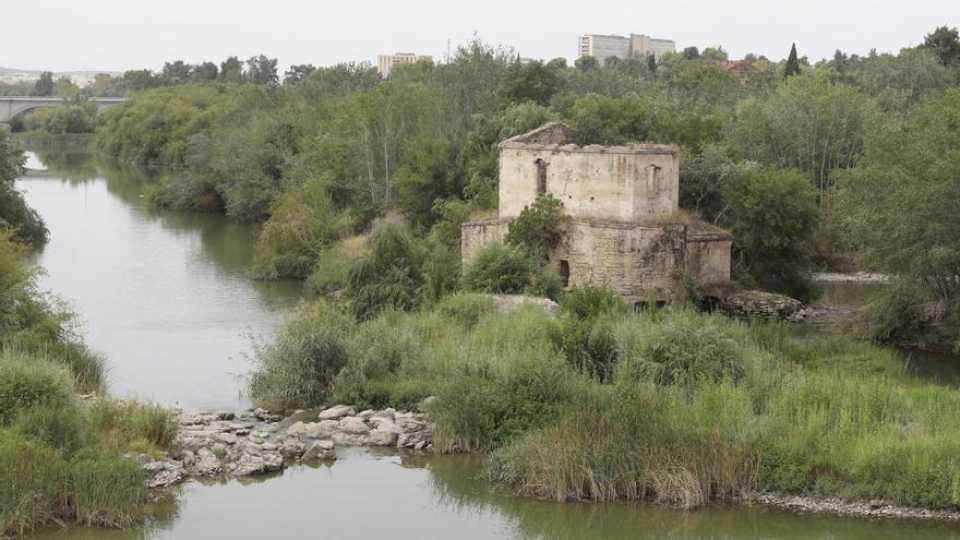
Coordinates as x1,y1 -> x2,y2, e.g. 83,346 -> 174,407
500,122 -> 679,156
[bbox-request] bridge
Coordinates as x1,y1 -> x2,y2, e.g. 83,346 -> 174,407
0,96 -> 125,125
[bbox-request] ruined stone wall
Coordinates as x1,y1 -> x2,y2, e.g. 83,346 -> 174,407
498,145 -> 680,223
462,218 -> 731,300
550,221 -> 685,300
686,238 -> 733,285
461,219 -> 509,263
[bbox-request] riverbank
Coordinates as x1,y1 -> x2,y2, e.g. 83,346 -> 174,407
135,402 -> 960,526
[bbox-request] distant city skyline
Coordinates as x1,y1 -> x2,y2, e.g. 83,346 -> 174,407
1,0 -> 954,73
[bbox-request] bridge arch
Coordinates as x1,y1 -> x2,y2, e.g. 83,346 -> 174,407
0,97 -> 125,125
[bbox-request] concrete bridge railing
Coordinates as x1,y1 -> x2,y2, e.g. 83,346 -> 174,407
0,96 -> 126,124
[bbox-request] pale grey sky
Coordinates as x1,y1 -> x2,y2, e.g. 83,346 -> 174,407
2,0 -> 956,72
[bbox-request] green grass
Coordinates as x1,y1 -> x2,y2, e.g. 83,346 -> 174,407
0,351 -> 75,424
250,292 -> 960,510
0,429 -> 69,536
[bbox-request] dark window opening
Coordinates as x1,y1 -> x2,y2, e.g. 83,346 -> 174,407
559,260 -> 570,287
535,159 -> 548,195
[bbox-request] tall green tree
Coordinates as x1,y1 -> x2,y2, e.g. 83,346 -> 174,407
219,56 -> 244,82
842,90 -> 960,303
922,25 -> 960,66
31,72 -> 54,97
784,43 -> 801,79
245,55 -> 279,85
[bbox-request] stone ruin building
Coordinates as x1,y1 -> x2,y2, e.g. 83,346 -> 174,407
461,122 -> 733,304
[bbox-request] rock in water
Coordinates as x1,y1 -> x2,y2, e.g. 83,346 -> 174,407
318,405 -> 356,420
720,290 -> 804,321
338,416 -> 371,435
303,440 -> 336,461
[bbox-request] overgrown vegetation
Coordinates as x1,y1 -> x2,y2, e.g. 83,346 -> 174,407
251,290 -> 960,510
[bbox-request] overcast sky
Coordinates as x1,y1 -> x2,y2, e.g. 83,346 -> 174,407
2,0 -> 956,72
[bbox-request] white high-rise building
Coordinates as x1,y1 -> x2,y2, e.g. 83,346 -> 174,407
578,33 -> 676,65
377,53 -> 433,78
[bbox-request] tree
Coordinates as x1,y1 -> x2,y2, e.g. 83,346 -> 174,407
646,54 -> 658,73
784,43 -> 801,79
682,46 -> 701,60
245,55 -> 279,85
191,62 -> 219,82
120,69 -> 158,92
0,130 -> 47,247
574,55 -> 599,72
284,64 -> 316,85
701,47 -> 728,62
922,25 -> 960,66
219,56 -> 244,82
727,72 -> 873,200
547,57 -> 568,70
723,167 -> 819,300
842,90 -> 960,303
32,72 -> 54,97
501,60 -> 561,106
161,60 -> 193,85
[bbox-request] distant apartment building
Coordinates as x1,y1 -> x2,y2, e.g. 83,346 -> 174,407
376,53 -> 433,78
577,34 -> 676,65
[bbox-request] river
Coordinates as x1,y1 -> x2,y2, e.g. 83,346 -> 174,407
16,147 -> 960,539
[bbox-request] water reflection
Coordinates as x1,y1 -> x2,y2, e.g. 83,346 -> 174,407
32,449 -> 960,540
17,148 -> 303,409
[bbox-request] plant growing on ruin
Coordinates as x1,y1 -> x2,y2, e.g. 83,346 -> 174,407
505,195 -> 567,261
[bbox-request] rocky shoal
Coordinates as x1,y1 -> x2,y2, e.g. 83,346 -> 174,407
137,403 -> 435,489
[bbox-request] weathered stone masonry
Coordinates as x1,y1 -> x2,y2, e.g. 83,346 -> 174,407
462,122 -> 733,302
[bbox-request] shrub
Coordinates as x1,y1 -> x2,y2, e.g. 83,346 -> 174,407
0,430 -> 68,536
306,250 -> 353,295
346,222 -> 427,321
462,243 -> 538,295
505,195 -> 567,260
0,353 -> 74,425
431,346 -> 579,452
250,301 -> 353,410
252,178 -> 353,279
333,311 -> 424,406
614,310 -> 746,387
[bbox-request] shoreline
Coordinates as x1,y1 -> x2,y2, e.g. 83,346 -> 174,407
137,404 -> 960,525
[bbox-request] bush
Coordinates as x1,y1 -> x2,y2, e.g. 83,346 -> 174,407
306,250 -> 353,295
333,311 -> 424,406
0,353 -> 75,425
252,178 -> 353,279
431,346 -> 579,452
345,222 -> 428,321
614,310 -> 747,387
462,243 -> 538,295
505,195 -> 567,260
250,301 -> 353,410
0,430 -> 69,536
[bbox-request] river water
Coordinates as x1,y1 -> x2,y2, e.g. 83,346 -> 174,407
16,147 -> 960,539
